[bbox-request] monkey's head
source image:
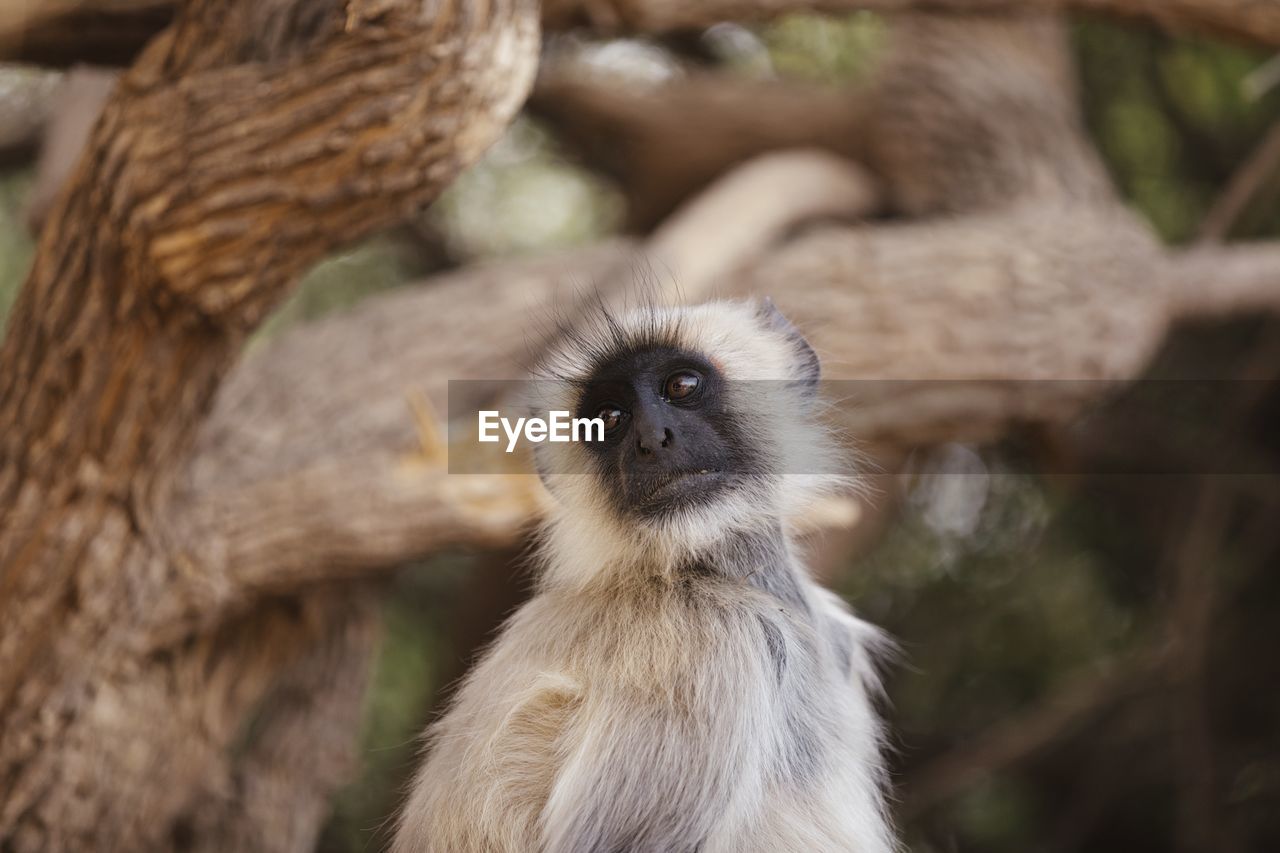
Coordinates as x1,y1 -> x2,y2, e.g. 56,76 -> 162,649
533,298 -> 852,583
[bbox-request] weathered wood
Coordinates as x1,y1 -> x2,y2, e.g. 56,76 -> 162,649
0,0 -> 539,848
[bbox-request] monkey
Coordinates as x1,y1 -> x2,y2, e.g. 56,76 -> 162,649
392,298 -> 895,853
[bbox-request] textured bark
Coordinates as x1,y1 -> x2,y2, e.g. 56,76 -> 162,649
0,0 -> 539,849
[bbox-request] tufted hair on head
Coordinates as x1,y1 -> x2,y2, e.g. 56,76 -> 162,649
530,297 -> 859,592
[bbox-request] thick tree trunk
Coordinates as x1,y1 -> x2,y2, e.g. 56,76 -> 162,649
0,0 -> 539,849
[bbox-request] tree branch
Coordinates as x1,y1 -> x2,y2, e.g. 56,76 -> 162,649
174,172 -> 1280,614
530,72 -> 870,231
541,0 -> 1280,46
537,14 -> 1109,224
0,0 -> 172,66
168,8 -> 1280,622
166,151 -> 880,625
0,0 -> 543,846
645,149 -> 882,290
728,201 -> 1171,446
0,67 -> 60,167
185,242 -> 632,495
23,67 -> 118,232
1196,121 -> 1280,243
1170,242 -> 1280,319
158,456 -> 544,637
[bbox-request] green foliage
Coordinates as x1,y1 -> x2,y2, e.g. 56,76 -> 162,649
1075,22 -> 1280,242
761,12 -> 886,82
254,237 -> 421,342
845,457 -> 1135,740
430,118 -> 624,259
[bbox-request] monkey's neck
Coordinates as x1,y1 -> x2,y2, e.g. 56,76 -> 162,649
679,522 -> 812,613
537,509 -> 808,603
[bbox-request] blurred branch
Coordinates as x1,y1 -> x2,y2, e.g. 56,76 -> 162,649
0,68 -> 59,167
1170,242 -> 1280,318
539,15 -> 1109,223
175,11 -> 1280,622
0,0 -> 172,66
541,0 -> 1280,47
902,647 -> 1166,818
162,456 -> 544,638
1167,484 -> 1230,853
23,66 -> 117,233
172,9 -> 1280,625
183,243 -> 632,493
530,72 -> 869,231
645,148 -> 882,291
174,179 -> 1280,620
1196,121 -> 1280,243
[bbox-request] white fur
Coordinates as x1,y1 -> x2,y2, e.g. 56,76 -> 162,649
393,300 -> 895,853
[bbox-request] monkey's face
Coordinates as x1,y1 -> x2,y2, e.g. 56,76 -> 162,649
575,344 -> 756,520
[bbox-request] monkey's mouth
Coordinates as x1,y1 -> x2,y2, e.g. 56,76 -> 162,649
634,469 -> 728,512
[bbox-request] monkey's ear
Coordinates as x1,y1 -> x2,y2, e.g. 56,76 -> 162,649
758,297 -> 820,389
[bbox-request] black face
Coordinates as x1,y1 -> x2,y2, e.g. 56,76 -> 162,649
576,345 -> 753,519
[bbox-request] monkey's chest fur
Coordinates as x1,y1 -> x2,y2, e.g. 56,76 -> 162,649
394,556 -> 893,853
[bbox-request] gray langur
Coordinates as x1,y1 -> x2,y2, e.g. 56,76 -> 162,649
392,298 -> 895,853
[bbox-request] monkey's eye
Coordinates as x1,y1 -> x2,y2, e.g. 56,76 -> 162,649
663,371 -> 702,402
595,405 -> 626,433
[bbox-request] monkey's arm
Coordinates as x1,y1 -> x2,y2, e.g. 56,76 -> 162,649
538,686 -> 766,853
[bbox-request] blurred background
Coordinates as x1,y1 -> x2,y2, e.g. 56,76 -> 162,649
3,6 -> 1280,853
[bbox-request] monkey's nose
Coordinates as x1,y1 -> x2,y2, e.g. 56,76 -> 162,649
637,427 -> 674,455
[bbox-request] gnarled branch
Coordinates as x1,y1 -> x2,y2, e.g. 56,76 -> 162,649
0,0 -> 541,848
